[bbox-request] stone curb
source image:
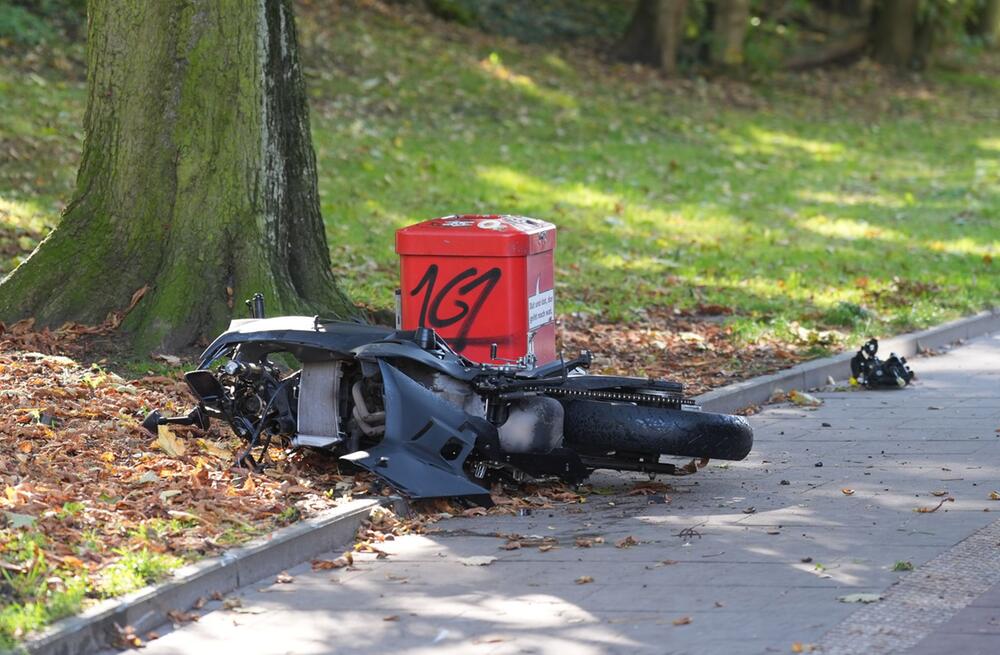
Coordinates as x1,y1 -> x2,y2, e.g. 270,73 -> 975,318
23,497 -> 405,655
695,308 -> 1000,414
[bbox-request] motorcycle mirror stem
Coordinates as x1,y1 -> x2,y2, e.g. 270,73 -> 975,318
246,292 -> 265,319
141,406 -> 210,435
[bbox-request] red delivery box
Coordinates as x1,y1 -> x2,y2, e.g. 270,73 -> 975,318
396,215 -> 556,365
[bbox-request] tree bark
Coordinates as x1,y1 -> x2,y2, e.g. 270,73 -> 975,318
614,0 -> 689,75
873,0 -> 919,68
970,0 -> 1000,45
0,0 -> 354,351
710,0 -> 751,67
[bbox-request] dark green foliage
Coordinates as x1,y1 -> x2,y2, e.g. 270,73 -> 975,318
424,0 -> 478,27
0,0 -> 84,45
423,0 -> 634,44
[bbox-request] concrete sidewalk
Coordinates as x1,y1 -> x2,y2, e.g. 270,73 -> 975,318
122,333 -> 1000,655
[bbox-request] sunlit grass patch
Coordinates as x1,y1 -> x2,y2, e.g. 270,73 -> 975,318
96,549 -> 180,598
1,1 -> 998,348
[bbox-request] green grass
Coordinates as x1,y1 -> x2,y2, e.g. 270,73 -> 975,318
0,2 -> 997,351
96,549 -> 180,598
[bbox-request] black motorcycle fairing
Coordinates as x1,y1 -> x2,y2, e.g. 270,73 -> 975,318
198,316 -> 393,367
352,339 -> 480,382
341,360 -> 494,502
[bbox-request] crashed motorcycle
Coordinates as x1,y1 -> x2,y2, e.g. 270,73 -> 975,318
144,302 -> 753,504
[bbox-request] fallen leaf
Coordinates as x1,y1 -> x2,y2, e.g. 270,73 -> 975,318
461,506 -> 487,517
615,535 -> 638,549
841,488 -> 855,496
501,540 -> 522,550
575,576 -> 594,584
989,491 -> 1000,501
222,597 -> 243,610
3,511 -> 36,529
789,390 -> 822,406
275,571 -> 294,584
311,556 -> 352,570
156,424 -> 187,457
838,593 -> 882,604
673,616 -> 692,626
198,439 -> 232,459
383,615 -> 399,621
575,537 -> 593,548
458,556 -> 497,566
538,544 -> 555,552
893,560 -> 914,571
915,497 -> 954,513
931,490 -> 948,497
166,609 -> 199,624
153,353 -> 182,368
159,489 -> 182,503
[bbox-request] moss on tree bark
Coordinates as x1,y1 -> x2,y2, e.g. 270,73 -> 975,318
0,0 -> 354,351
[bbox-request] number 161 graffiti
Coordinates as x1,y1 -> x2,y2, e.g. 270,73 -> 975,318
409,264 -> 502,353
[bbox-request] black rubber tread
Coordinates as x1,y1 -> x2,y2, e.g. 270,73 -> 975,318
559,399 -> 753,461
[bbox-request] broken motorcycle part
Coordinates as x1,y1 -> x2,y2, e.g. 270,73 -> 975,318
142,295 -> 753,502
850,338 -> 914,389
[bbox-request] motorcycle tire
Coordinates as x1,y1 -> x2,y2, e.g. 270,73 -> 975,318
559,399 -> 753,461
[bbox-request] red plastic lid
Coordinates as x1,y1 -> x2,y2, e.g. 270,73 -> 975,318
396,215 -> 556,257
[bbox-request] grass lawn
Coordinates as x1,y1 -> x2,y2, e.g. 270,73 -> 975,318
2,3 -> 997,356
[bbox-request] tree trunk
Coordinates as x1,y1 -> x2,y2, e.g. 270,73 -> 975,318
971,0 -> 1000,45
615,0 -> 689,75
0,0 -> 354,352
710,0 -> 751,67
873,0 -> 919,68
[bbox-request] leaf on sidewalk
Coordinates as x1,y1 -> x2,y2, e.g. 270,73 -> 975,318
673,616 -> 692,625
575,575 -> 594,584
789,390 -> 822,406
312,553 -> 353,570
989,491 -> 1000,501
615,535 -> 638,549
458,556 -> 497,566
838,593 -> 882,604
914,497 -> 954,513
841,488 -> 855,496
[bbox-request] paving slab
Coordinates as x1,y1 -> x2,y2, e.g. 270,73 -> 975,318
115,333 -> 1000,655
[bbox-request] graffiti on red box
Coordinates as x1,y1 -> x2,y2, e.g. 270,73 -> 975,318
408,264 -> 502,352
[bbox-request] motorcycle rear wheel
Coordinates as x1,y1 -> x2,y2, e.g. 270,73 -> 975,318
559,399 -> 753,461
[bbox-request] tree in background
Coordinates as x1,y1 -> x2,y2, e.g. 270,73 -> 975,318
873,0 -> 920,67
711,0 -> 751,66
0,0 -> 354,351
615,0 -> 690,74
969,0 -> 1000,44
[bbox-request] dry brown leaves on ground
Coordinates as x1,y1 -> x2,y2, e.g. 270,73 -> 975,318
0,345 -> 365,609
559,309 -> 806,396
